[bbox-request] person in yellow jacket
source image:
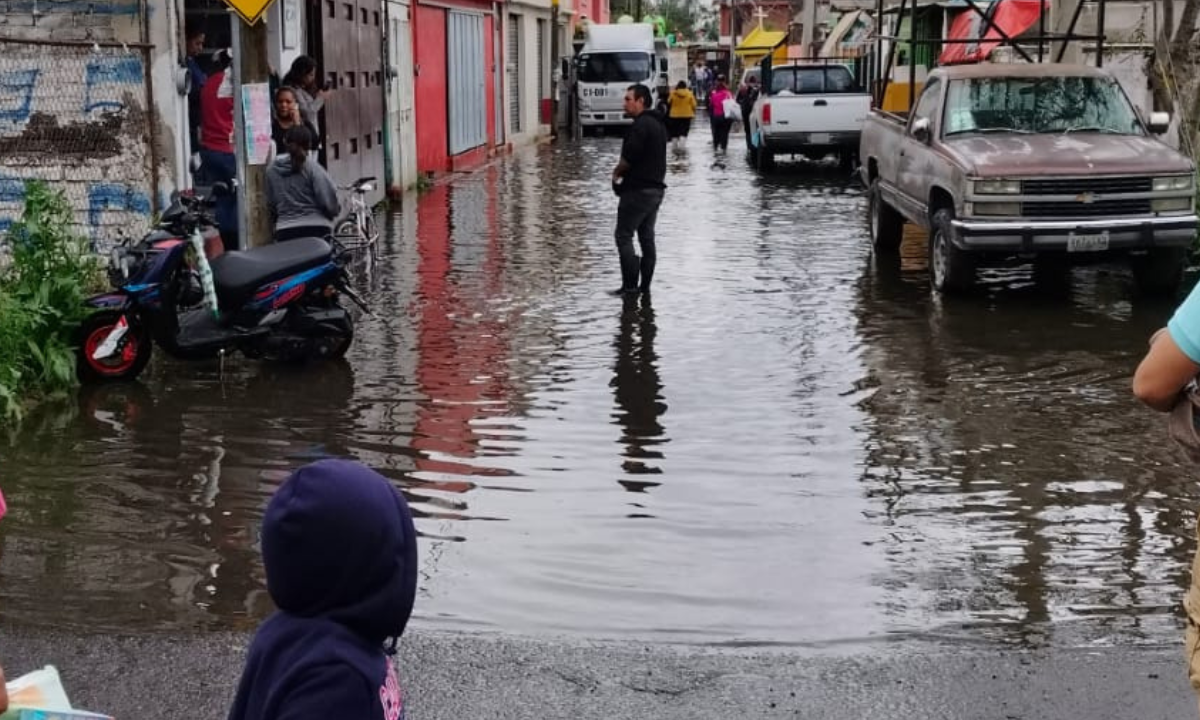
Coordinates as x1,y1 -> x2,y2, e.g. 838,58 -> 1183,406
666,81 -> 697,152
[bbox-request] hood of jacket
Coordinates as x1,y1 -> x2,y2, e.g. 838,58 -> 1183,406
262,459 -> 418,644
271,155 -> 303,174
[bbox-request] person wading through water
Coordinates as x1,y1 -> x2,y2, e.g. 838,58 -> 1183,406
667,80 -> 697,153
610,84 -> 668,296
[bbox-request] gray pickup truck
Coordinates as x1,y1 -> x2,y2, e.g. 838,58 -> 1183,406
859,63 -> 1198,295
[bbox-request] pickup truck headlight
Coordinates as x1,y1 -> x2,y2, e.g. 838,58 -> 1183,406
970,201 -> 1021,216
1153,175 -> 1194,192
1152,197 -> 1194,213
972,179 -> 1021,195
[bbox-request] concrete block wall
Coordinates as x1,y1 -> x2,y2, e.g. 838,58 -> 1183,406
0,41 -> 154,250
0,0 -> 142,43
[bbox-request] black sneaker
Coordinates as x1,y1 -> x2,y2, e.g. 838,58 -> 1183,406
608,287 -> 639,297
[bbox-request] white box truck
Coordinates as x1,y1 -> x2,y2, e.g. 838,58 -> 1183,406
575,23 -> 659,131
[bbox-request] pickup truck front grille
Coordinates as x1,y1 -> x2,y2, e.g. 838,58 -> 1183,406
1023,198 -> 1153,217
1021,177 -> 1152,195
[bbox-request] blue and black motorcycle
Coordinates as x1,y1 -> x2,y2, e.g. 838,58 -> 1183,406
76,185 -> 368,383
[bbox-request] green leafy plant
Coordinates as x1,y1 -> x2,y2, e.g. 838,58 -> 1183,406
0,181 -> 102,421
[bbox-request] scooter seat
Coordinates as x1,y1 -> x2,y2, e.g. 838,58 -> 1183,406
210,237 -> 332,310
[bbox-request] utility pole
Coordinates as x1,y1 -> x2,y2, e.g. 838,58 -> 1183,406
231,13 -> 272,249
551,0 -> 560,139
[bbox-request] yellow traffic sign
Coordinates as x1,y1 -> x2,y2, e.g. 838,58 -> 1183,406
223,0 -> 275,25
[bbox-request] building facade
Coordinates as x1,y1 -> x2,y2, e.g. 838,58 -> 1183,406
0,0 -> 611,240
0,0 -> 181,248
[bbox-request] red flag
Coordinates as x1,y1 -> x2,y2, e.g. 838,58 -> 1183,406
939,0 -> 1047,65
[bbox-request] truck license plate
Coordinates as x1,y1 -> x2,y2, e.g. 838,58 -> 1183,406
809,133 -> 830,145
1067,232 -> 1109,253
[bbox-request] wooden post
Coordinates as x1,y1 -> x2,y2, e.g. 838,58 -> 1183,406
232,15 -> 273,249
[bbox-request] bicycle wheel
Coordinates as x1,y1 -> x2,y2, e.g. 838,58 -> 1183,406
362,211 -> 379,260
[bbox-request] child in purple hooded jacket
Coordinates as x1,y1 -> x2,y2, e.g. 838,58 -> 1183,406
228,460 -> 418,720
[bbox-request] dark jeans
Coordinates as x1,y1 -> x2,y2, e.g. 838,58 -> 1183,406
711,117 -> 734,150
666,117 -> 691,139
614,187 -> 664,292
275,225 -> 332,243
199,149 -> 239,250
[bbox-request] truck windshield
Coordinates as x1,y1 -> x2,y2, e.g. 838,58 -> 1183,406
943,76 -> 1144,136
576,53 -> 652,83
768,66 -> 856,95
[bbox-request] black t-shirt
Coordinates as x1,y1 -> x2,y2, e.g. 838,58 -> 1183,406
272,118 -> 320,154
620,110 -> 667,191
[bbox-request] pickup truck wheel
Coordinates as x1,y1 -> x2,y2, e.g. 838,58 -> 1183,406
839,150 -> 856,172
757,148 -> 775,172
868,180 -> 904,253
1131,248 -> 1187,297
929,208 -> 975,294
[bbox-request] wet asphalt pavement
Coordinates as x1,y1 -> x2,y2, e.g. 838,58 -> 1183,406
0,627 -> 1194,719
2,119 -> 1200,715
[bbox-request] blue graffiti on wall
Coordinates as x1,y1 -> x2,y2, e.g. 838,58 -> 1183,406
0,56 -> 143,128
85,56 -> 143,113
87,183 -> 151,245
0,69 -> 39,125
0,176 -> 26,235
0,177 -> 25,204
0,175 -> 152,247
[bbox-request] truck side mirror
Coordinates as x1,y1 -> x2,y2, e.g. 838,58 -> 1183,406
911,117 -> 932,144
1148,111 -> 1171,135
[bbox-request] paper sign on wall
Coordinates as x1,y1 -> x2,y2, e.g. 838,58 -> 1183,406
242,83 -> 273,165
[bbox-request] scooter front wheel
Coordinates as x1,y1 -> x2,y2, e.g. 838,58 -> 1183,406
76,311 -> 153,383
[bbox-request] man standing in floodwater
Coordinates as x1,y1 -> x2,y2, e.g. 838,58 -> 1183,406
610,84 -> 667,296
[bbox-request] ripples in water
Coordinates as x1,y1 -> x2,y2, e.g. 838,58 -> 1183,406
0,124 -> 1195,650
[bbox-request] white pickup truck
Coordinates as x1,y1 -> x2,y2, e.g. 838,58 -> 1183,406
747,63 -> 871,171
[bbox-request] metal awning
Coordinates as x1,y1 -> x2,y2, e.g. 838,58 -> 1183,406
735,27 -> 788,56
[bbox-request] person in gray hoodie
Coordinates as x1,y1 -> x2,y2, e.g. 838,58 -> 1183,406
266,125 -> 340,242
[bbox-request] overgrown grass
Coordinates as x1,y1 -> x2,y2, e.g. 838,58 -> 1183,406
0,181 -> 104,420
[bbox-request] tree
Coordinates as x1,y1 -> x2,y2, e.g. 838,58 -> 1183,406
653,0 -> 702,40
1172,0 -> 1199,69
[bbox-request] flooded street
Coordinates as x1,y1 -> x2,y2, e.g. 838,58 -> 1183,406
0,125 -> 1195,652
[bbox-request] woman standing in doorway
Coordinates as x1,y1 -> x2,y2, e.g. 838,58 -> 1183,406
272,86 -> 318,155
281,56 -> 332,136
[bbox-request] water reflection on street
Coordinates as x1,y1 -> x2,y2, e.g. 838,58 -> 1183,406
0,125 -> 1195,650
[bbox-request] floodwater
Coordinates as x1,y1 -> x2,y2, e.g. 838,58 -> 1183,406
0,123 -> 1196,650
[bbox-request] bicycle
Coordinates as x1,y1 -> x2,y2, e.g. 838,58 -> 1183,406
333,176 -> 380,261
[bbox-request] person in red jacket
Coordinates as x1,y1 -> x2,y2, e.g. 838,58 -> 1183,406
199,49 -> 239,250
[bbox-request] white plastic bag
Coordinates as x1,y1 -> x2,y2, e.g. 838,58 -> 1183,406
722,97 -> 742,122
